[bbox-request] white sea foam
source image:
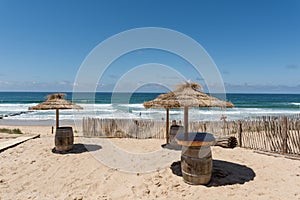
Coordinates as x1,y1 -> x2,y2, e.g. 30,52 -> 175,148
0,103 -> 36,112
0,103 -> 299,122
132,110 -> 160,114
118,104 -> 145,108
290,102 -> 300,106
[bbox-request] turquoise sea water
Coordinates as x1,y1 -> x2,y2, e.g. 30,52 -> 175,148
0,92 -> 299,123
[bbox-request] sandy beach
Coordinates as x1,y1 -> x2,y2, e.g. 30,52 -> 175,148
1,0 -> 300,199
0,125 -> 300,200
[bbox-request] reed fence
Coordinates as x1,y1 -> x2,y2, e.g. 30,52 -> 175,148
82,115 -> 300,155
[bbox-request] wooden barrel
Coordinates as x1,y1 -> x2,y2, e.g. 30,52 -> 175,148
55,127 -> 74,151
181,145 -> 212,185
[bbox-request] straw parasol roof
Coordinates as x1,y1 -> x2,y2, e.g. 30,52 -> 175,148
29,93 -> 83,110
29,93 -> 83,128
143,82 -> 233,109
143,82 -> 233,144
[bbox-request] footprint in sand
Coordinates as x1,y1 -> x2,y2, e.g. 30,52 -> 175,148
131,183 -> 150,197
131,185 -> 137,197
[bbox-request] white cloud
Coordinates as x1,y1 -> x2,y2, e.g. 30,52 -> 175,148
285,64 -> 299,70
0,81 -> 74,92
225,83 -> 300,94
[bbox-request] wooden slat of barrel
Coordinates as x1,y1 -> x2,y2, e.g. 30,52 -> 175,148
55,127 -> 74,151
181,146 -> 212,185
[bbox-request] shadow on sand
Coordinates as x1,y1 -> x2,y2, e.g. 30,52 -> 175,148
161,143 -> 182,151
52,143 -> 102,154
170,159 -> 256,187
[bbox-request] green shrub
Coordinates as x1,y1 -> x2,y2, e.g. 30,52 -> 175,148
12,128 -> 23,134
0,128 -> 23,134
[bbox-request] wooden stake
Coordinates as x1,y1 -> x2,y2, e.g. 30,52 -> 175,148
56,108 -> 59,128
281,116 -> 288,154
184,106 -> 188,140
238,120 -> 242,147
166,108 -> 169,144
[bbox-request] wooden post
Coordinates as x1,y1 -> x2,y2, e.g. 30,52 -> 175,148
166,108 -> 169,144
93,118 -> 96,136
56,108 -> 59,128
281,116 -> 288,154
238,120 -> 242,147
184,106 -> 188,141
135,120 -> 138,139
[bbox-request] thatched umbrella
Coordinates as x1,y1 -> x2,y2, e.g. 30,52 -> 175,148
29,93 -> 83,128
143,82 -> 233,143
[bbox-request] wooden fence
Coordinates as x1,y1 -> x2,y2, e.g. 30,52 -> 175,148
82,118 -> 166,139
82,115 -> 300,155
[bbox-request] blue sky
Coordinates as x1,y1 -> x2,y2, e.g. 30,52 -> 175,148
0,0 -> 299,93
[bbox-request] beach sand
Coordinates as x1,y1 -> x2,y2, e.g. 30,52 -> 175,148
0,125 -> 300,200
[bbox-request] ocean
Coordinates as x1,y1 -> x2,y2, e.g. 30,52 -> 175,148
0,92 -> 299,125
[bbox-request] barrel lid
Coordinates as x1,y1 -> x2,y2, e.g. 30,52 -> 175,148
175,132 -> 216,147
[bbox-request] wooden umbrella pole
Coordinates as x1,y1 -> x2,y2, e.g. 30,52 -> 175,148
166,108 -> 169,144
56,108 -> 59,128
184,106 -> 188,140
